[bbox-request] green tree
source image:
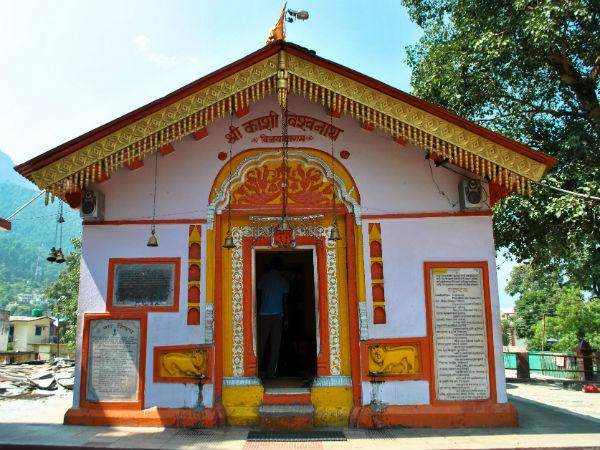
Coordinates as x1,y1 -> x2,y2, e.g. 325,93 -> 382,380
403,0 -> 600,294
529,286 -> 600,350
508,264 -> 561,338
44,237 -> 81,348
501,318 -> 512,346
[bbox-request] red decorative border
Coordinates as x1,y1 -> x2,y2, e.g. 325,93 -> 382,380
106,257 -> 181,313
360,337 -> 430,382
423,261 -> 498,405
153,344 -> 213,384
80,312 -> 147,410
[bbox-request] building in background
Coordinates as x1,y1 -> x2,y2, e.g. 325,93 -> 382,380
0,310 -> 9,351
14,39 -> 556,429
8,315 -> 52,352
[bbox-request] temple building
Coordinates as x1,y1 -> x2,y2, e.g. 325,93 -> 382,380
15,39 -> 556,429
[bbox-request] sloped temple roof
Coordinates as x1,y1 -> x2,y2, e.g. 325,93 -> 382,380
15,41 -> 557,201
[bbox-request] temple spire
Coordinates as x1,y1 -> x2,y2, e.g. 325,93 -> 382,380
266,2 -> 287,44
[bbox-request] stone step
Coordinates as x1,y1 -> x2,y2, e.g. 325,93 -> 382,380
259,404 -> 314,430
263,387 -> 311,405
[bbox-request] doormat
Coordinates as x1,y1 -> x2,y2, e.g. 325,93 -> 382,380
247,431 -> 346,442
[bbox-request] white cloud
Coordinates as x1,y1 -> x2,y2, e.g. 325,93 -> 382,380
133,34 -> 176,68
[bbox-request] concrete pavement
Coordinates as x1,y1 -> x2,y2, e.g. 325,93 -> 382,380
0,383 -> 599,449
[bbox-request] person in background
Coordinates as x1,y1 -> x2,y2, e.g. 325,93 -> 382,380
257,256 -> 289,378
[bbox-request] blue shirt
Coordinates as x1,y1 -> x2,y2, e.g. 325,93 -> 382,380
258,269 -> 289,316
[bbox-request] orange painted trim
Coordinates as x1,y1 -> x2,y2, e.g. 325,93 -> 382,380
159,143 -> 175,156
213,214 -> 223,403
106,257 -> 181,313
345,214 -> 362,407
315,238 -> 330,376
362,211 -> 491,220
263,392 -> 311,405
84,218 -> 207,226
423,261 -> 498,405
236,104 -> 250,118
356,402 -> 518,428
64,406 -> 219,428
0,218 -> 11,231
242,237 -> 257,376
64,190 -> 82,209
360,337 -> 430,382
153,344 -> 213,384
127,158 -> 144,170
208,147 -> 362,205
361,121 -> 375,131
79,312 -> 147,410
192,127 -> 208,140
394,135 -> 408,146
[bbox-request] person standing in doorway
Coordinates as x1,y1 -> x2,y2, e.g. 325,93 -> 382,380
257,256 -> 289,378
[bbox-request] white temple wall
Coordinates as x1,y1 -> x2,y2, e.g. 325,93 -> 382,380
361,380 -> 430,405
361,215 -> 507,404
92,95 -> 485,223
74,223 -> 212,408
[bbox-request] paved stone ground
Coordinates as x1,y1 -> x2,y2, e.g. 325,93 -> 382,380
1,383 -> 600,449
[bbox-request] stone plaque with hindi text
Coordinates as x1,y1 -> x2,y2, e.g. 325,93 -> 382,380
113,263 -> 175,307
86,319 -> 140,402
430,267 -> 490,401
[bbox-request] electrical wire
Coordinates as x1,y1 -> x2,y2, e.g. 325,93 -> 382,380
428,159 -> 458,208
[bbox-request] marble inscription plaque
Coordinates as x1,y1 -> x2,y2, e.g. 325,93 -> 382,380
430,267 -> 490,401
114,263 -> 174,307
86,319 -> 140,402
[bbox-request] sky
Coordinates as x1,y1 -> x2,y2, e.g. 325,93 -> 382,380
0,0 -> 518,307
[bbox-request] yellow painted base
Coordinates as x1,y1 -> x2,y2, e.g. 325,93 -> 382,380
222,385 -> 263,426
311,386 -> 353,426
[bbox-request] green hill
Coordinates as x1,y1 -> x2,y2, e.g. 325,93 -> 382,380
0,150 -> 82,312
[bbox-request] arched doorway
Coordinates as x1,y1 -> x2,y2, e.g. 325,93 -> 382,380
207,148 -> 364,426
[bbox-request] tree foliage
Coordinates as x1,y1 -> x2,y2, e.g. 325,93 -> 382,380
44,238 -> 81,348
403,0 -> 600,294
529,287 -> 600,351
507,263 -> 600,350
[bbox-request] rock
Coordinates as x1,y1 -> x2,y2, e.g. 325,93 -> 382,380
31,371 -> 54,381
54,370 -> 75,380
57,378 -> 74,390
30,377 -> 57,390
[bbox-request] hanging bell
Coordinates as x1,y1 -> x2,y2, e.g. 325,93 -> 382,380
328,223 -> 341,241
46,247 -> 58,263
223,233 -> 235,249
54,249 -> 66,264
147,228 -> 159,247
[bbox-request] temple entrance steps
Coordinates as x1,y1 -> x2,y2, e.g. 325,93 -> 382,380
259,387 -> 314,430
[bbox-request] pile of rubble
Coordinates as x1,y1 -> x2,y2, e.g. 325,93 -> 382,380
0,358 -> 75,399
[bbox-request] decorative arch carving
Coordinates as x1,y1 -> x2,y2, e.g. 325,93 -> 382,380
207,148 -> 361,228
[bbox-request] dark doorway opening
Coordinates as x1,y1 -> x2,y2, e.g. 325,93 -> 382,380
255,249 -> 317,387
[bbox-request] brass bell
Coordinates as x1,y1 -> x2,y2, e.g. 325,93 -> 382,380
46,247 -> 57,262
55,248 -> 66,264
147,229 -> 159,247
223,234 -> 235,249
328,223 -> 341,241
